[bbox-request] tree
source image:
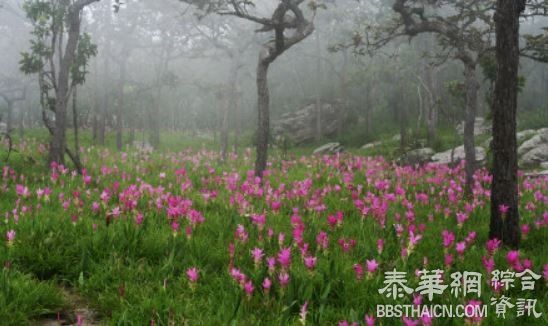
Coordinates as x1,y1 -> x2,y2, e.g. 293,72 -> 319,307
191,16 -> 254,161
183,0 -> 316,177
20,0 -> 100,170
374,0 -> 494,197
489,0 -> 547,248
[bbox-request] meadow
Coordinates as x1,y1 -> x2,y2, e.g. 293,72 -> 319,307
0,133 -> 546,325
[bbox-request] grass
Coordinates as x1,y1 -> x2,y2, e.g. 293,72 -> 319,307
0,129 -> 546,325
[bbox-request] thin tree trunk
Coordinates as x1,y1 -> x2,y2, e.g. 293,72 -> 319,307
489,0 -> 524,249
6,101 -> 13,135
72,86 -> 82,171
314,30 -> 322,142
463,63 -> 479,197
220,86 -> 230,162
424,64 -> 438,146
116,61 -> 126,151
255,60 -> 270,177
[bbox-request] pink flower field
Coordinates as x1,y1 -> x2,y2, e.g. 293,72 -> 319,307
0,142 -> 546,325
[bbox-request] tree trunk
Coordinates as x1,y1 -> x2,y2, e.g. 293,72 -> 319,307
314,30 -> 322,142
255,60 -> 270,177
6,101 -> 13,135
220,87 -> 230,162
72,86 -> 82,172
424,64 -> 438,146
233,90 -> 241,154
116,61 -> 126,151
149,87 -> 161,148
463,63 -> 479,197
489,0 -> 524,249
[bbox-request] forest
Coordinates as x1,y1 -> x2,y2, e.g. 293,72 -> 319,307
0,0 -> 547,325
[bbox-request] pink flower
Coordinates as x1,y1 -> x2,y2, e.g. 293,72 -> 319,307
262,277 -> 272,293
135,213 -> 144,225
444,254 -> 453,268
316,231 -> 329,251
364,314 -> 375,326
304,256 -> 317,271
465,231 -> 477,244
353,263 -> 364,280
376,239 -> 384,254
6,230 -> 15,245
251,247 -> 264,266
442,230 -> 455,248
267,257 -> 276,274
299,301 -> 309,323
482,256 -> 495,274
543,265 -> 548,281
15,184 -> 30,198
277,247 -> 292,269
465,300 -> 483,324
456,242 -> 466,256
521,224 -> 530,237
186,267 -> 199,283
278,272 -> 290,288
244,280 -> 254,296
486,238 -> 501,256
366,259 -> 379,274
506,250 -> 519,265
499,204 -> 509,214
413,294 -> 422,306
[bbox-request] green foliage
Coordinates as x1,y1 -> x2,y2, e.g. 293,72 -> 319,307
19,0 -> 97,88
71,33 -> 98,86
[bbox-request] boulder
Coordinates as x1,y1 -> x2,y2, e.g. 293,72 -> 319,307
431,145 -> 486,166
313,142 -> 344,155
0,122 -> 6,134
133,141 -> 153,153
540,162 -> 548,170
516,129 -> 537,143
456,117 -> 491,136
399,148 -> 435,166
273,101 -> 346,144
518,133 -> 548,157
361,141 -> 382,150
519,143 -> 548,168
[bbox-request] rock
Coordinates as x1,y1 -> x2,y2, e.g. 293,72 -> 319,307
392,134 -> 401,142
525,170 -> 548,177
481,137 -> 492,149
540,162 -> 548,170
399,148 -> 435,166
431,145 -> 486,166
456,117 -> 491,136
519,143 -> 548,168
518,134 -> 547,157
516,129 -> 537,143
538,128 -> 548,140
313,142 -> 344,155
133,140 -> 153,152
273,101 -> 346,144
0,122 -> 6,134
361,141 -> 382,150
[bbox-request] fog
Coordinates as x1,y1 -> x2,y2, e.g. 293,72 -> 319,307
1,0 -> 547,158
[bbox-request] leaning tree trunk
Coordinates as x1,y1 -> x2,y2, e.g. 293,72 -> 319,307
489,0 -> 524,249
463,63 -> 479,197
255,60 -> 270,177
